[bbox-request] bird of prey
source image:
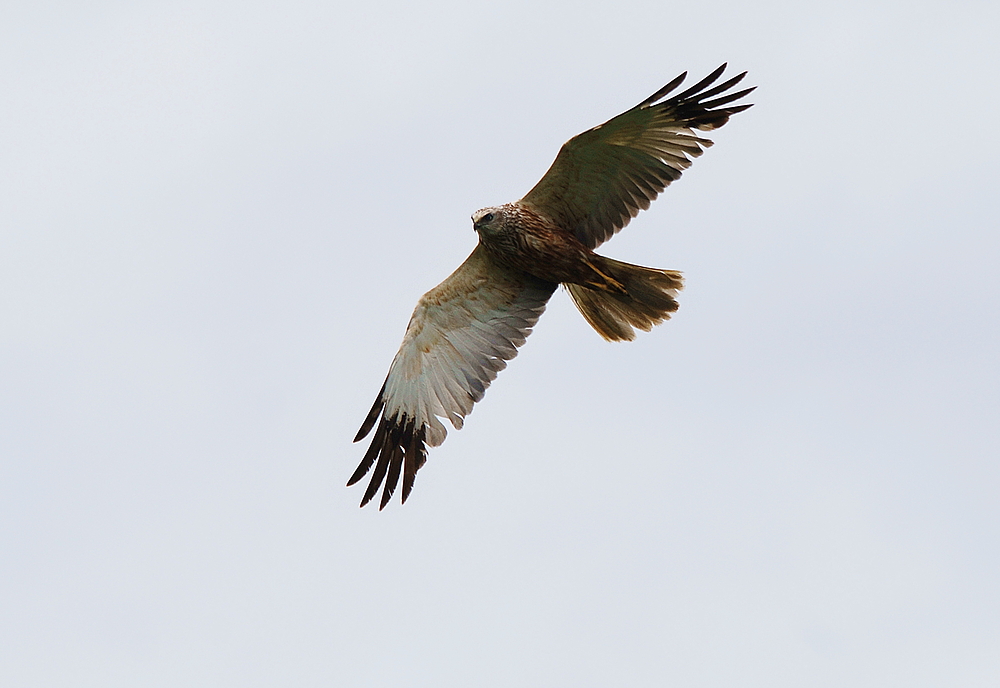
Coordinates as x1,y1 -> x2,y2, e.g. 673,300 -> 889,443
349,65 -> 753,509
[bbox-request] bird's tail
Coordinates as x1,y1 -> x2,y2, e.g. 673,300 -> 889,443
566,256 -> 683,342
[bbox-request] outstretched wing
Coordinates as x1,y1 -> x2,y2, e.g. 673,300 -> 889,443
519,64 -> 754,250
349,245 -> 556,509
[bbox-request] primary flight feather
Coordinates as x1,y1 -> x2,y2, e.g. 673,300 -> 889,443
350,65 -> 754,509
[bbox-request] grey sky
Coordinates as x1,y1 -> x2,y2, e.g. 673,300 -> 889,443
2,1 -> 998,685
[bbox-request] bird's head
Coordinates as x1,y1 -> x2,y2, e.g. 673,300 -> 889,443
472,205 -> 512,240
472,206 -> 500,230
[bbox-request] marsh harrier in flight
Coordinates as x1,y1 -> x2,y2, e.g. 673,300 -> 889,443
350,65 -> 753,508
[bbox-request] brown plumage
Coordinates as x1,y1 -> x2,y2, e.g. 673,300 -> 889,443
472,203 -> 683,341
350,65 -> 754,508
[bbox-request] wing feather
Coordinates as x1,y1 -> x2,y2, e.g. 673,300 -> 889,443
350,245 -> 556,508
519,64 -> 754,249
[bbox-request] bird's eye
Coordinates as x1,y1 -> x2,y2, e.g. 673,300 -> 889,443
482,213 -> 494,223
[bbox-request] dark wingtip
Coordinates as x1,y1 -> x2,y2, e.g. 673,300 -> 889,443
361,442 -> 391,507
354,379 -> 387,443
378,420 -> 408,509
347,418 -> 384,487
637,71 -> 688,108
401,425 -> 427,504
673,63 -> 728,102
700,86 -> 756,110
351,414 -> 429,509
660,66 -> 754,130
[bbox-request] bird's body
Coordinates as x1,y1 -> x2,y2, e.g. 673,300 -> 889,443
350,65 -> 754,508
475,203 -> 627,293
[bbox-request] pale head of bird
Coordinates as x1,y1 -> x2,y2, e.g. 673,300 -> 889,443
472,204 -> 521,241
472,206 -> 500,233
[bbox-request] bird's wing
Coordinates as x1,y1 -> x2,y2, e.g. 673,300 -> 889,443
519,64 -> 754,250
349,245 -> 556,509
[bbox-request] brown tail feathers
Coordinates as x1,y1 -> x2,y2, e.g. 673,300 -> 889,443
566,256 -> 683,342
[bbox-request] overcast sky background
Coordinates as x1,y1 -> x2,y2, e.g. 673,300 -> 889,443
2,1 -> 999,686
